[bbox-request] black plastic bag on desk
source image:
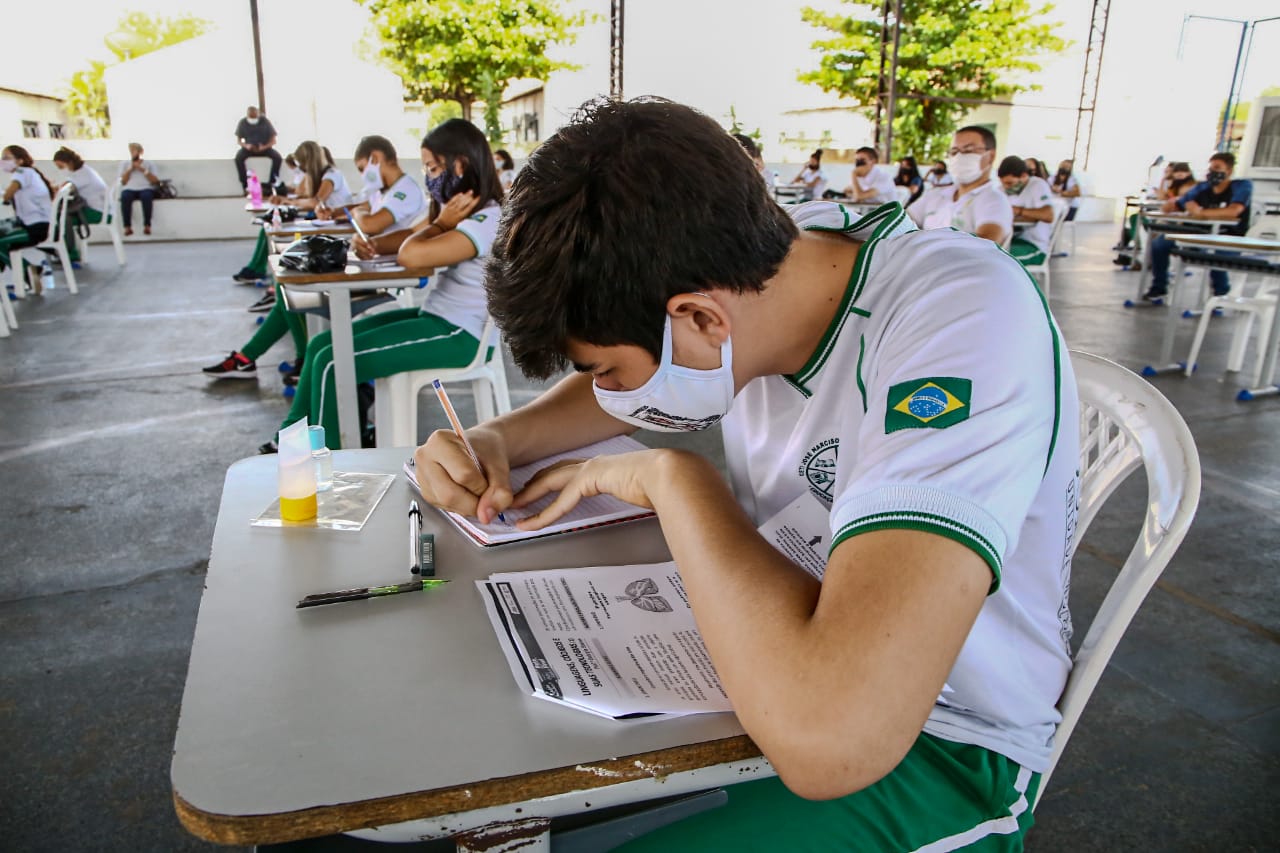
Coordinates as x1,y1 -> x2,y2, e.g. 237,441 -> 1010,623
279,234 -> 350,273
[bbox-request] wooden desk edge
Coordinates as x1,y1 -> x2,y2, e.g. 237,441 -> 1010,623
174,734 -> 762,845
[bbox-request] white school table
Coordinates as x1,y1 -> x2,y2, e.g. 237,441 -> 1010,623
271,256 -> 434,449
1143,233 -> 1280,398
1134,212 -> 1239,304
171,450 -> 763,848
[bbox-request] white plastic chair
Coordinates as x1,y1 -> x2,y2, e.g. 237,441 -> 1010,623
104,181 -> 127,266
1181,220 -> 1280,384
372,316 -> 513,448
1035,351 -> 1201,809
19,183 -> 77,294
0,286 -> 12,336
1021,201 -> 1069,297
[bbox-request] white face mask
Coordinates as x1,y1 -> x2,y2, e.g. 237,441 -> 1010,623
361,159 -> 382,192
593,316 -> 735,433
946,153 -> 987,185
247,116 -> 260,125
1,158 -> 17,173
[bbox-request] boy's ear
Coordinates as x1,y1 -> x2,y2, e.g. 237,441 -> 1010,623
666,291 -> 731,346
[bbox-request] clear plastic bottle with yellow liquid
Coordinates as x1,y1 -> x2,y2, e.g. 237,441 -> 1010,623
277,420 -> 318,521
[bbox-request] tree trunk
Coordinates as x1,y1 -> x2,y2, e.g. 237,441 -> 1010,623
459,98 -> 473,122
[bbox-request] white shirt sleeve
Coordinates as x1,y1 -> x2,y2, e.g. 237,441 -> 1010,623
970,186 -> 1013,236
453,203 -> 500,257
869,168 -> 896,202
371,176 -> 427,232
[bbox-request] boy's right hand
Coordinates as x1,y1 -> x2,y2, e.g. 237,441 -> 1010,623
413,427 -> 513,524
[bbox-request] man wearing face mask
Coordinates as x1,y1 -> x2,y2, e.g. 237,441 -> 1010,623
412,99 -> 1077,850
998,156 -> 1055,268
909,126 -> 1012,247
841,147 -> 896,204
1144,152 -> 1252,301
233,105 -> 282,193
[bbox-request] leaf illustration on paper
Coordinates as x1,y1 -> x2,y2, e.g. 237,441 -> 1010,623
615,578 -> 673,612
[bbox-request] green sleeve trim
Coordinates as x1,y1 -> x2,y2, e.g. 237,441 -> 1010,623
856,334 -> 868,413
831,511 -> 1001,594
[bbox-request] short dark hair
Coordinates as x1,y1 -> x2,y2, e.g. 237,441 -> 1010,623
956,125 -> 997,153
53,147 -> 84,170
997,155 -> 1027,178
353,135 -> 397,163
488,98 -> 799,379
856,146 -> 878,161
732,132 -> 759,159
1210,151 -> 1235,169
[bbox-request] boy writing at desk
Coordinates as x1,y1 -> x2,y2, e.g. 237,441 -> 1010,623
413,99 -> 1078,851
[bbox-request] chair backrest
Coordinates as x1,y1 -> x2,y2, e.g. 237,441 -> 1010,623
47,183 -> 74,244
1035,351 -> 1201,809
1044,200 -> 1070,255
1246,218 -> 1279,241
105,180 -> 122,225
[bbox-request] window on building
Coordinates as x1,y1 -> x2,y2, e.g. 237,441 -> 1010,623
48,123 -> 65,140
22,120 -> 40,139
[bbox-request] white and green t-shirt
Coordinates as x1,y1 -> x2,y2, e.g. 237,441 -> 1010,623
720,200 -> 1079,773
8,167 -> 52,225
318,166 -> 353,210
421,200 -> 501,341
910,179 -> 1013,243
1011,175 -> 1055,254
67,165 -> 108,213
370,173 -> 427,233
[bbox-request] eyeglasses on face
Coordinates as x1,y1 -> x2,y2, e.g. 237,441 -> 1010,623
855,159 -> 870,166
946,146 -> 989,157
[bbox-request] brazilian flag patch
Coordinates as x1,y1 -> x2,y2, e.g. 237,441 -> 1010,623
885,377 -> 971,433
393,191 -> 406,200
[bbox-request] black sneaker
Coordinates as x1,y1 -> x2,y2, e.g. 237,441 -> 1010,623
1142,287 -> 1167,302
233,267 -> 264,284
248,290 -> 276,313
202,351 -> 258,379
282,363 -> 301,386
258,439 -> 278,455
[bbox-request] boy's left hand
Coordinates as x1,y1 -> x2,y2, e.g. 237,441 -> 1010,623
511,450 -> 660,530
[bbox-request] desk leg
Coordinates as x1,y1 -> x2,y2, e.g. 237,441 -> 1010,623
1238,276 -> 1280,401
327,290 -> 360,448
1143,254 -> 1188,376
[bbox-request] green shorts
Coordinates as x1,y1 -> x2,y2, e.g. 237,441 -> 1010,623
617,732 -> 1039,853
1009,237 -> 1047,268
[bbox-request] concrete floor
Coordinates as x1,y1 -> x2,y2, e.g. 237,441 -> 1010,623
0,224 -> 1277,851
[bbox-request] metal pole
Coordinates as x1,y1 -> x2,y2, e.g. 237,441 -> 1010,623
609,0 -> 625,99
883,0 -> 903,162
873,0 -> 890,150
250,0 -> 266,113
1217,20 -> 1249,150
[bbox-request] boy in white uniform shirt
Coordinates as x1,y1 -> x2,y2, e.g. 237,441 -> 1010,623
910,126 -> 1012,247
998,156 -> 1056,267
412,99 -> 1078,851
842,146 -> 896,203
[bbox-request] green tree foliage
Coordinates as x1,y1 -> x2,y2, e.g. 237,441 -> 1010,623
63,11 -> 213,138
799,0 -> 1066,160
362,0 -> 584,141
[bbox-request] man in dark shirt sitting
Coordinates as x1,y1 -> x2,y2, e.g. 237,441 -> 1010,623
233,105 -> 282,193
1145,151 -> 1252,300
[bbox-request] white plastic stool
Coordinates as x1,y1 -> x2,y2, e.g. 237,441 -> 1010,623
1184,281 -> 1278,385
373,318 -> 512,448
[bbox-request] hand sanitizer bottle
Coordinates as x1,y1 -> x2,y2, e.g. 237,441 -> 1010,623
247,170 -> 263,207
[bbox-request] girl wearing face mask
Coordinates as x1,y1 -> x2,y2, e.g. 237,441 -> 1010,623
894,156 -> 924,206
51,147 -> 107,266
924,160 -> 953,189
790,150 -> 827,201
0,144 -> 55,289
493,149 -> 516,193
255,121 -> 505,451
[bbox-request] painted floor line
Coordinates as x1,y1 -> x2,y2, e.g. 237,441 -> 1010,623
0,357 -> 213,390
0,403 -> 262,465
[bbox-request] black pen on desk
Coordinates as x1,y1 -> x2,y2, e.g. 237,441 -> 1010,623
296,578 -> 449,609
409,501 -> 422,574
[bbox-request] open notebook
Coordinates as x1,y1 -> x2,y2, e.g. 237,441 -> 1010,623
403,435 -> 656,546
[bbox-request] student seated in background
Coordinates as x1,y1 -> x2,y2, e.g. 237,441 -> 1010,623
841,147 -> 895,203
924,159 -> 954,189
909,126 -> 1012,247
789,149 -> 827,201
1050,160 -> 1081,221
494,149 -> 516,193
230,141 -> 355,289
0,144 -> 54,288
259,121 -> 501,452
1115,161 -> 1194,255
1025,157 -> 1049,182
1144,151 -> 1252,301
52,146 -> 107,265
895,156 -> 924,205
999,156 -> 1055,268
119,142 -> 161,236
204,134 -> 426,384
733,132 -> 775,192
412,98 -> 1076,851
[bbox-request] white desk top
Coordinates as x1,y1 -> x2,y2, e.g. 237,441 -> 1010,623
172,450 -> 749,842
1166,233 -> 1280,254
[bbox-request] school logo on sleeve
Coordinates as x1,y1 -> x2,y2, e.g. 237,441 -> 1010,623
885,378 -> 971,433
393,191 -> 406,201
471,213 -> 487,222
